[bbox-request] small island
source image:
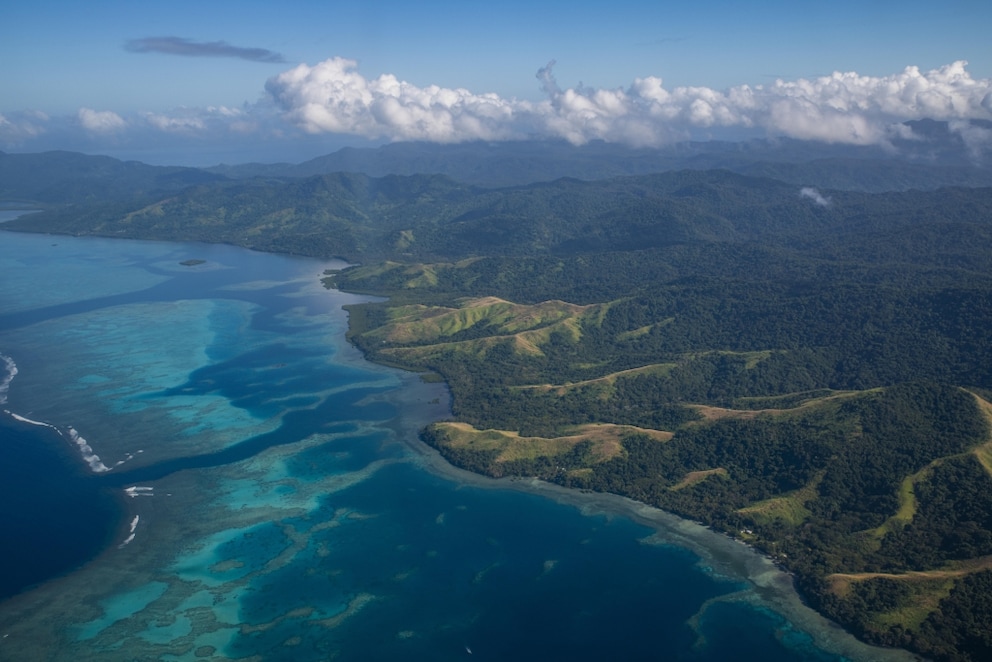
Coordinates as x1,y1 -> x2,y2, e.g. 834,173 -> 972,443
179,259 -> 206,266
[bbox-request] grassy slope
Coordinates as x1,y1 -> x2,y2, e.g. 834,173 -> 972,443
344,288 -> 992,658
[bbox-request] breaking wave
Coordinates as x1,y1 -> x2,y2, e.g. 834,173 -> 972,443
0,353 -> 16,405
118,515 -> 140,548
65,426 -> 110,473
2,354 -> 111,473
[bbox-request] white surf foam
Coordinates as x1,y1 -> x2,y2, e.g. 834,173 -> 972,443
2,359 -> 114,474
0,354 -> 16,405
113,450 -> 143,468
125,486 -> 155,498
7,413 -> 113,473
6,411 -> 58,429
118,515 -> 140,548
65,426 -> 110,473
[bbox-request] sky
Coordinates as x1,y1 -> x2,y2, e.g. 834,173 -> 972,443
2,0 -> 991,166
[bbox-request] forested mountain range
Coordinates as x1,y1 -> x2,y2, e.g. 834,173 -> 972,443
3,136 -> 992,661
0,150 -> 224,204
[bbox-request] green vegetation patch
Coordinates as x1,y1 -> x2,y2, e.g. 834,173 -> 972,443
870,578 -> 956,633
423,421 -> 673,479
870,466 -> 935,540
364,296 -> 601,346
738,475 -> 822,526
616,318 -> 674,341
969,393 -> 992,479
516,363 -> 678,399
669,468 -> 729,491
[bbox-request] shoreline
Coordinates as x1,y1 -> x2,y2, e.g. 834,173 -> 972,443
382,367 -> 920,662
0,233 -> 921,660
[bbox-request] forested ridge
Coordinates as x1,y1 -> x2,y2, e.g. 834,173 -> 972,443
6,150 -> 992,661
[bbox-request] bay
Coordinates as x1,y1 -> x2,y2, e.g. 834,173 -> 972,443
0,230 -> 911,661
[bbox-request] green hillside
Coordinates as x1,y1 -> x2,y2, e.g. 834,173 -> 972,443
7,160 -> 992,660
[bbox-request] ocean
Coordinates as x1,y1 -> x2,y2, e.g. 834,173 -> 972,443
0,229 -> 910,661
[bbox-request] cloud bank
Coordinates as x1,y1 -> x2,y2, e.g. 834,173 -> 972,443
267,58 -> 992,148
4,58 -> 992,164
0,104 -> 299,165
125,37 -> 285,63
266,57 -> 521,142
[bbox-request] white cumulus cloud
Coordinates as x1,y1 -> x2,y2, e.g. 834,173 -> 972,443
266,58 -> 992,148
0,111 -> 49,145
143,111 -> 207,133
78,108 -> 127,134
266,57 -> 523,142
140,105 -> 261,135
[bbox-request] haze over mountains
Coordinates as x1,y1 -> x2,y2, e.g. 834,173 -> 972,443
200,119 -> 991,187
3,119 -> 991,206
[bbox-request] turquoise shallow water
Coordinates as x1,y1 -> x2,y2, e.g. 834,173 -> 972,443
0,231 -> 898,661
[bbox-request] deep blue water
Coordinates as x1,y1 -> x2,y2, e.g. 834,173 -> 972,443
0,231 -> 864,661
0,416 -> 119,598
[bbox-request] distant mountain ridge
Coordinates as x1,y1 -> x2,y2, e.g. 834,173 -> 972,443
0,150 -> 225,205
10,168 -> 992,267
205,121 -> 992,190
3,118 -> 988,208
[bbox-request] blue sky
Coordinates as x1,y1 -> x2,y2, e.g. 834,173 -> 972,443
2,0 -> 991,165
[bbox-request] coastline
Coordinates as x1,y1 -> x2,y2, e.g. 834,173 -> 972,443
0,228 -> 923,660
381,357 -> 920,662
0,332 -> 914,661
